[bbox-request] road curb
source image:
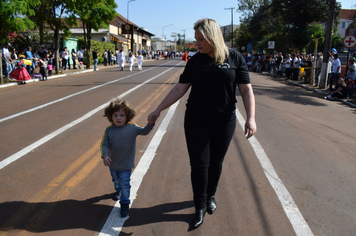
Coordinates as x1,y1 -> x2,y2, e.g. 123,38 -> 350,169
286,79 -> 356,108
0,67 -> 97,89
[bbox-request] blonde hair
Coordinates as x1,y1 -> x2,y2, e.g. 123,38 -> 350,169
338,78 -> 346,87
194,18 -> 229,65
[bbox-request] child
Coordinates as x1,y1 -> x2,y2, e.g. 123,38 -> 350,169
137,52 -> 143,71
39,57 -> 48,81
32,63 -> 43,81
118,49 -> 125,71
100,98 -> 155,217
346,77 -> 354,98
47,53 -> 53,76
127,52 -> 136,71
9,59 -> 31,84
279,64 -> 285,78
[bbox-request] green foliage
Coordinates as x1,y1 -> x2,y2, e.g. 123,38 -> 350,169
0,0 -> 40,44
8,32 -> 39,52
236,0 -> 342,53
76,37 -> 115,65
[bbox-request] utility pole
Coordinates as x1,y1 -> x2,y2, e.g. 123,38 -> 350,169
225,7 -> 235,48
319,0 -> 336,89
181,30 -> 186,51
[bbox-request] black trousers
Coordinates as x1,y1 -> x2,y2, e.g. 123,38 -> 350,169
184,113 -> 236,209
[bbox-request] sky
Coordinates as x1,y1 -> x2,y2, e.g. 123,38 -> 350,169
115,0 -> 355,42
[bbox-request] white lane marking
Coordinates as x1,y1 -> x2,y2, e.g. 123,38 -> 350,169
98,102 -> 179,236
235,110 -> 314,236
0,62 -> 173,123
0,63 -> 182,170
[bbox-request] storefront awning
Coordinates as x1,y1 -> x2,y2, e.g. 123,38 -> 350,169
110,33 -> 128,44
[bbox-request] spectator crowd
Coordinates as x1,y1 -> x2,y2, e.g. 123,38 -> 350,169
244,50 -> 356,99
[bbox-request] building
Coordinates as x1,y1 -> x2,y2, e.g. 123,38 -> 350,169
151,40 -> 177,52
221,25 -> 239,48
337,9 -> 355,38
69,14 -> 155,54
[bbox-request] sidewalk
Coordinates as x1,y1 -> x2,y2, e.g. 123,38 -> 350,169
263,72 -> 356,108
0,63 -> 119,89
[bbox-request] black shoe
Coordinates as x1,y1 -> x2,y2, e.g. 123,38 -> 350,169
120,203 -> 129,217
193,208 -> 206,228
112,191 -> 121,201
206,196 -> 217,215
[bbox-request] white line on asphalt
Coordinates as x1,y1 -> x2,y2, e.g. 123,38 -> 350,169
0,62 -> 172,123
235,110 -> 314,236
0,63 -> 182,170
98,102 -> 179,236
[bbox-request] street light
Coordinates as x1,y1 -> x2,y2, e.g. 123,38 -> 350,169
162,24 -> 173,51
127,0 -> 137,51
127,0 -> 136,22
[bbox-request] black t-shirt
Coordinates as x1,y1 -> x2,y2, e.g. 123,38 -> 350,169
93,51 -> 98,59
335,83 -> 347,97
179,49 -> 250,119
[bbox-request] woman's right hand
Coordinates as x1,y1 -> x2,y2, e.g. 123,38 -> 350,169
148,110 -> 161,124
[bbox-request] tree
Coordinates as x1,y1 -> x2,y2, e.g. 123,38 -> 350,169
236,0 -> 341,53
34,0 -> 77,74
0,0 -> 40,45
73,0 -> 117,69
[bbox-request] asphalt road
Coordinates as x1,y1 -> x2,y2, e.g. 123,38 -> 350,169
0,58 -> 355,236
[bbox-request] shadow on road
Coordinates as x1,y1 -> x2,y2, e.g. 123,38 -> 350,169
0,194 -> 195,234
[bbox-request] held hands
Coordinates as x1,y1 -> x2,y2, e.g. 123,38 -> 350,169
244,119 -> 257,139
147,110 -> 160,125
103,156 -> 111,166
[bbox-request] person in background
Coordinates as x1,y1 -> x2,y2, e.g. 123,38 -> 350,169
103,49 -> 108,66
2,43 -> 12,79
137,52 -> 143,71
346,57 -> 356,97
284,54 -> 292,80
10,47 -> 18,71
93,49 -> 98,71
148,18 -> 256,229
324,78 -> 347,100
77,47 -> 85,64
25,46 -> 34,75
47,49 -> 54,76
39,57 -> 48,81
71,49 -> 77,69
314,52 -> 323,86
292,53 -> 301,81
61,47 -> 69,70
118,49 -> 125,71
346,77 -> 354,99
127,51 -> 136,71
108,49 -> 112,66
327,48 -> 341,91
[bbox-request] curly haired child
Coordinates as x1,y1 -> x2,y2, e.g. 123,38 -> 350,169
101,98 -> 155,217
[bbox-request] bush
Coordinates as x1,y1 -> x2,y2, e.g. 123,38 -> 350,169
77,37 -> 116,66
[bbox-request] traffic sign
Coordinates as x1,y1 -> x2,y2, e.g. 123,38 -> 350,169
343,35 -> 356,48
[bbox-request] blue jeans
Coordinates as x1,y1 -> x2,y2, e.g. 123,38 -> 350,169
109,168 -> 131,204
94,59 -> 98,71
4,60 -> 12,78
328,73 -> 339,90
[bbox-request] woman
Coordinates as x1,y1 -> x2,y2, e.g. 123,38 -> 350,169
148,18 -> 257,228
71,49 -> 77,69
324,78 -> 347,100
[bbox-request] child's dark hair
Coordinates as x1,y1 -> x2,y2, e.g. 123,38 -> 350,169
104,98 -> 136,124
